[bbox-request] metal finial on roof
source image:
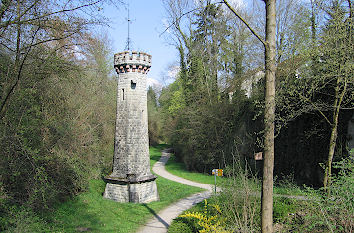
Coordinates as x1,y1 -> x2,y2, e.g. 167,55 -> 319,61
125,1 -> 132,51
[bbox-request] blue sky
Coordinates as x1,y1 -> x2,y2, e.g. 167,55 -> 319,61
103,0 -> 178,86
101,0 -> 248,86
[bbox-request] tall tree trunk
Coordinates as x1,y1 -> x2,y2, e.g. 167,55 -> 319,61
323,79 -> 347,190
222,1 -> 276,231
262,0 -> 276,232
323,115 -> 338,190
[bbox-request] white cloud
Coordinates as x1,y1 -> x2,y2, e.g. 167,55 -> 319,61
147,77 -> 163,88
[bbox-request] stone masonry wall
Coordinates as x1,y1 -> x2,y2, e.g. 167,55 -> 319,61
112,71 -> 150,179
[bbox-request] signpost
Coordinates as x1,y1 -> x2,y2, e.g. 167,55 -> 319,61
212,169 -> 223,194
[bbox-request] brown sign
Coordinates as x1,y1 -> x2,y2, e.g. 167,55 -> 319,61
254,152 -> 263,160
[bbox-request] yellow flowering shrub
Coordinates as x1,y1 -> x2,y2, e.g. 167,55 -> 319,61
180,200 -> 231,233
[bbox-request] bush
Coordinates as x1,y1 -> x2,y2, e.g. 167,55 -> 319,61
179,199 -> 230,233
317,158 -> 353,232
168,219 -> 194,233
0,34 -> 116,231
299,158 -> 354,232
0,203 -> 54,233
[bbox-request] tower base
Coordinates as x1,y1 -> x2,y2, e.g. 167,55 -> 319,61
103,177 -> 159,203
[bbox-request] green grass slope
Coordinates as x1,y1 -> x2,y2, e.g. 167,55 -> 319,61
165,154 -> 223,185
27,145 -> 203,233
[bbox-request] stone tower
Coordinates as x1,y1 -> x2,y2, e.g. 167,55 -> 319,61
103,51 -> 159,203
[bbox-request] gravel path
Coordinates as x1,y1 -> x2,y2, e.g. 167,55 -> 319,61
136,149 -> 310,233
136,150 -> 214,233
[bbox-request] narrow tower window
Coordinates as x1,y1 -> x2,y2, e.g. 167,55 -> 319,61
131,80 -> 136,89
122,89 -> 125,100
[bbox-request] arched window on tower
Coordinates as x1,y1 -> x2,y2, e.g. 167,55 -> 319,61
131,80 -> 136,89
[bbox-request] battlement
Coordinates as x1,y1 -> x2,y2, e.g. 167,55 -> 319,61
114,51 -> 151,67
114,51 -> 151,74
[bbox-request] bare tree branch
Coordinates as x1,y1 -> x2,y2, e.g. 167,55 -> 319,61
222,0 -> 266,46
159,7 -> 200,37
0,26 -> 40,119
0,0 -> 102,29
22,32 -> 77,50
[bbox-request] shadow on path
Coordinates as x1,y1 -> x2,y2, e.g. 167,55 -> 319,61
142,204 -> 169,228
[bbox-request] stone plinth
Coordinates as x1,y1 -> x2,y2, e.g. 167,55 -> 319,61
103,51 -> 159,203
103,176 -> 159,203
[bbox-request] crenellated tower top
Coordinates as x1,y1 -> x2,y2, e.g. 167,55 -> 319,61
114,51 -> 151,74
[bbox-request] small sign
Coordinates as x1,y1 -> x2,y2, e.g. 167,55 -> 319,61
254,152 -> 263,160
212,169 -> 223,176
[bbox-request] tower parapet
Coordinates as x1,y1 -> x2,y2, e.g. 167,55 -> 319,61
114,51 -> 151,74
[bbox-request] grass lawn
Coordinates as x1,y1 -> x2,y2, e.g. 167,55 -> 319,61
165,154 -> 223,185
42,145 -> 203,233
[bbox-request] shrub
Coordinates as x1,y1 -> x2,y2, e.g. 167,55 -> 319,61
0,204 -> 54,233
302,158 -> 353,232
179,199 -> 230,233
320,158 -> 353,232
167,219 -> 194,233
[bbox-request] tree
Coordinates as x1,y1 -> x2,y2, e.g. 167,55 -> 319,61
275,0 -> 353,190
223,1 -> 276,232
147,86 -> 163,145
162,0 -> 242,170
0,0 -> 107,119
307,0 -> 353,189
0,0 -> 119,220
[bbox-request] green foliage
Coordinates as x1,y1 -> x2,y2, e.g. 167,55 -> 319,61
159,58 -> 263,172
167,218 -> 194,233
0,31 -> 116,229
273,197 -> 297,223
318,158 -> 353,231
0,206 -> 54,233
1,146 -> 203,232
274,0 -> 353,186
158,1 -> 265,175
148,86 -> 163,145
216,162 -> 261,232
279,158 -> 354,232
169,199 -> 218,233
168,89 -> 185,115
